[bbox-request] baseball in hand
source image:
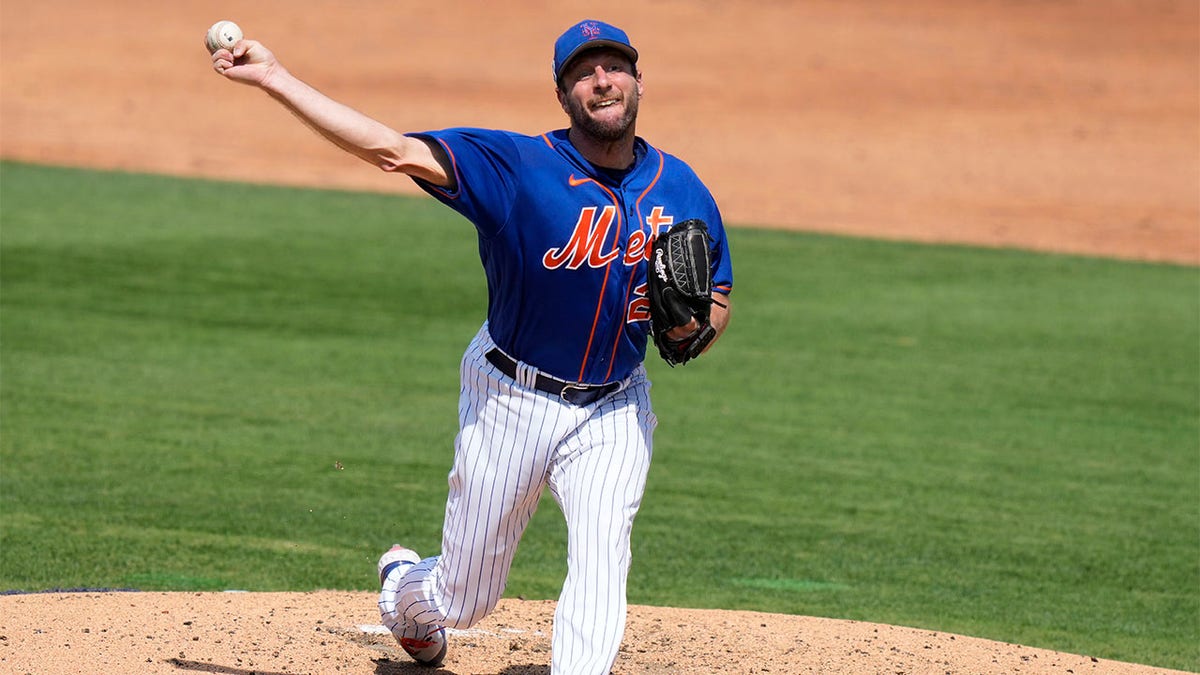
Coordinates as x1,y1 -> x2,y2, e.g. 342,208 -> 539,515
205,20 -> 243,54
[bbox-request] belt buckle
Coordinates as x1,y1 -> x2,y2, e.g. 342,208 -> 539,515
568,382 -> 622,406
560,383 -> 593,406
560,381 -> 622,406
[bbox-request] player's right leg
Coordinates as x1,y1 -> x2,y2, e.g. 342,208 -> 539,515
388,325 -> 587,632
378,545 -> 447,667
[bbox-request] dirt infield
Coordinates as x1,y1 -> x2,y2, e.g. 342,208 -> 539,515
1,1 -> 1197,674
1,591 -> 1193,675
1,1 -> 1196,263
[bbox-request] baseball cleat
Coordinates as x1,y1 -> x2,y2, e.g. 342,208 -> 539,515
400,627 -> 448,667
377,544 -> 421,586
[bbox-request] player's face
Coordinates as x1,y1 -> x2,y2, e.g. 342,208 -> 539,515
557,49 -> 643,142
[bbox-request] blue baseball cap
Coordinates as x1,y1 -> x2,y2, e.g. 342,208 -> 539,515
553,19 -> 638,83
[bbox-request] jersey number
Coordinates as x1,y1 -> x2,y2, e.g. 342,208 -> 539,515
626,283 -> 650,323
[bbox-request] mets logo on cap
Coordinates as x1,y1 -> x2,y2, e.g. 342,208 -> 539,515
553,19 -> 639,81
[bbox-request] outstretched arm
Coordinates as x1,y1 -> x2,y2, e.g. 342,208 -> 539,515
209,38 -> 450,187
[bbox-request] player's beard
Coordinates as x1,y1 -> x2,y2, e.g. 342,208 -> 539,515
568,92 -> 639,143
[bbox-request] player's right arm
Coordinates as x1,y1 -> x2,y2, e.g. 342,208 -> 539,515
210,40 -> 451,187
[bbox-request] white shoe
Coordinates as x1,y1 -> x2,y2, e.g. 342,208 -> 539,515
376,544 -> 448,667
398,626 -> 448,667
377,544 -> 420,586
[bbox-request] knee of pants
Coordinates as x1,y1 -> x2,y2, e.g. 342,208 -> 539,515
439,595 -> 500,630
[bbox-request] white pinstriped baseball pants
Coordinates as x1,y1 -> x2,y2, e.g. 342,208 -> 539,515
380,323 -> 657,674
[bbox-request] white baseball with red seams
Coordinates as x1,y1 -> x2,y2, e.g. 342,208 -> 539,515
205,20 -> 242,54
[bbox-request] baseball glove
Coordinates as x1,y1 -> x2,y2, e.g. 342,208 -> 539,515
646,218 -> 722,366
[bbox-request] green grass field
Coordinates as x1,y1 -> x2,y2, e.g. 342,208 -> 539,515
2,161 -> 1197,671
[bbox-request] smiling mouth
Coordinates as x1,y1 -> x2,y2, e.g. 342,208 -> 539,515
592,99 -> 621,110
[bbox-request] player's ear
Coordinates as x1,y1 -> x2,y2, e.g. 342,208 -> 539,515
555,86 -> 569,113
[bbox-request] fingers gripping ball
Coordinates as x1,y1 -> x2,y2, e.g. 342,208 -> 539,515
205,20 -> 243,54
646,219 -> 721,366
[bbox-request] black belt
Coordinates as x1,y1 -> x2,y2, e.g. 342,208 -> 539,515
485,348 -> 623,406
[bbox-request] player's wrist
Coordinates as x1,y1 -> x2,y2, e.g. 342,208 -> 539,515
256,61 -> 292,94
665,320 -> 700,341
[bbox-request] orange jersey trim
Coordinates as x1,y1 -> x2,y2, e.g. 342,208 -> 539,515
603,149 -> 666,381
566,175 -> 622,383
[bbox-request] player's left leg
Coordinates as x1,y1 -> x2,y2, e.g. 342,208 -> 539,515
546,369 -> 656,675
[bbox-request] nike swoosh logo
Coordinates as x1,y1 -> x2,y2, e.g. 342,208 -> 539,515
568,174 -> 593,186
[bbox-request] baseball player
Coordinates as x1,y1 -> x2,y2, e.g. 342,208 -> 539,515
209,18 -> 733,673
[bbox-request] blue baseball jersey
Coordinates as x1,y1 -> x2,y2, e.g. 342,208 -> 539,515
410,128 -> 734,385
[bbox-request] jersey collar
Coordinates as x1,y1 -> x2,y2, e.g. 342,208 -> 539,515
546,129 -> 651,187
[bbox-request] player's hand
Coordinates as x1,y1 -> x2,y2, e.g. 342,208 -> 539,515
210,39 -> 282,88
665,319 -> 700,341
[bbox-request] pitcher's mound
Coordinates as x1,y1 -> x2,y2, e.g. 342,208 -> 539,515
0,591 -> 1189,674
